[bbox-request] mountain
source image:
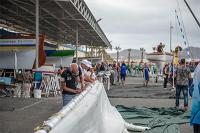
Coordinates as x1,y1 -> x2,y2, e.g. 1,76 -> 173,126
110,47 -> 200,61
180,46 -> 200,59
109,49 -> 146,60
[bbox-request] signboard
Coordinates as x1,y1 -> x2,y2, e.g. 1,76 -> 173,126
0,39 -> 36,46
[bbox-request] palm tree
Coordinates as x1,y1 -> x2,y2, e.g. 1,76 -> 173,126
128,49 -> 131,66
115,46 -> 121,63
140,48 -> 145,63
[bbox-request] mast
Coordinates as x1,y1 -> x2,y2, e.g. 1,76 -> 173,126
184,0 -> 200,29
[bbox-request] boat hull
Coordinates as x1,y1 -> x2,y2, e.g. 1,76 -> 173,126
147,54 -> 173,71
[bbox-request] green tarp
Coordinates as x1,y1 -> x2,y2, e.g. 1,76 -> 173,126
116,106 -> 190,133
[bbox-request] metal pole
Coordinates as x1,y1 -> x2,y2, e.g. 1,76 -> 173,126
60,57 -> 63,66
36,0 -> 39,69
14,51 -> 17,78
76,26 -> 78,63
170,22 -> 173,52
85,45 -> 88,57
172,52 -> 176,89
90,41 -> 93,61
14,51 -> 17,71
184,0 -> 200,29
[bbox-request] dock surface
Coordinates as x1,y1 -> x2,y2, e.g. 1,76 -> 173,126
0,76 -> 192,133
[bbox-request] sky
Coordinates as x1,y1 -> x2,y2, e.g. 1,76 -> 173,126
85,0 -> 200,53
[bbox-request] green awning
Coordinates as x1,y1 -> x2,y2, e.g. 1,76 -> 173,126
45,50 -> 74,57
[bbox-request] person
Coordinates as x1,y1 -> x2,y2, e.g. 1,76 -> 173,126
112,61 -> 118,84
57,66 -> 64,75
168,63 -> 173,86
80,60 -> 94,84
175,59 -> 191,110
109,64 -> 115,85
95,63 -> 101,74
150,64 -> 157,83
117,62 -> 120,82
85,60 -> 95,83
61,63 -> 84,106
88,67 -> 97,81
163,64 -> 169,88
120,61 -> 127,87
143,63 -> 150,87
190,62 -> 200,133
100,62 -> 105,71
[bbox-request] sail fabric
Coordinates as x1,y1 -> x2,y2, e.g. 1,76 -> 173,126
48,83 -> 126,133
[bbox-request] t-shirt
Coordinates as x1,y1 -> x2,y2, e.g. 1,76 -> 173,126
176,66 -> 190,86
163,66 -> 169,75
120,65 -> 127,74
61,67 -> 82,95
144,67 -> 149,77
99,64 -> 105,71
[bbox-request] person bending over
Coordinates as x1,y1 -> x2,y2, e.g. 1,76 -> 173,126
61,63 -> 84,106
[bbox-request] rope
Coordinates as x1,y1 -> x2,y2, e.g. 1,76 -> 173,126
175,0 -> 193,59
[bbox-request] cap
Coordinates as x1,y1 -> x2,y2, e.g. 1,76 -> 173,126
86,61 -> 92,68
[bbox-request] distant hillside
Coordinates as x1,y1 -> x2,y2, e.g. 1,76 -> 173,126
110,49 -> 146,60
110,47 -> 200,61
180,46 -> 200,59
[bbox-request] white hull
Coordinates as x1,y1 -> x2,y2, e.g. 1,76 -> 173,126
0,50 -> 36,69
46,56 -> 73,67
147,54 -> 173,70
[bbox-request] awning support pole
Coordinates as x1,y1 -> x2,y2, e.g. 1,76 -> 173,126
14,51 -> 17,78
60,57 -> 63,66
36,0 -> 39,69
90,41 -> 93,62
76,26 -> 79,63
86,45 -> 88,57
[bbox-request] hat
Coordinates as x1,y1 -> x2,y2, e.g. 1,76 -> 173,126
86,61 -> 92,68
81,60 -> 92,68
81,60 -> 88,65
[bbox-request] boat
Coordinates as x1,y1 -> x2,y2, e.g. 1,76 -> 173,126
147,43 -> 173,71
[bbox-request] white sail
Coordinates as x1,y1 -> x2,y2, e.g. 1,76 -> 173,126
35,82 -> 149,133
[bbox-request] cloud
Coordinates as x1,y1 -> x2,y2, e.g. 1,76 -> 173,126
85,0 -> 200,53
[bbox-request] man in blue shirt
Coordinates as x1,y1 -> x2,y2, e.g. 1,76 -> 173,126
120,61 -> 127,87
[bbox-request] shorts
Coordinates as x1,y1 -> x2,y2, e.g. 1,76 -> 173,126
120,73 -> 126,81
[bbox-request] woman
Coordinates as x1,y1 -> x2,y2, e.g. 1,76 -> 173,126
143,63 -> 149,87
163,64 -> 169,88
190,63 -> 200,133
120,62 -> 127,87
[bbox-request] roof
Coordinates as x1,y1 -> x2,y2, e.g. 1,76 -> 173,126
0,0 -> 111,48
